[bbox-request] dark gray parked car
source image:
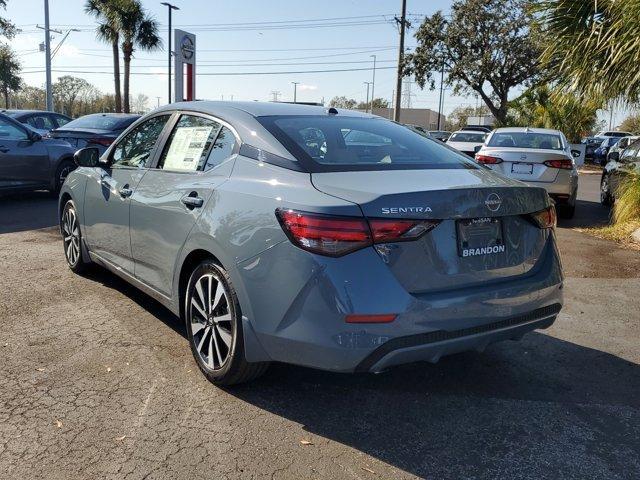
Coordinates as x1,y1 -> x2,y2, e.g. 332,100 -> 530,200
49,113 -> 140,155
60,102 -> 563,385
0,112 -> 76,194
1,109 -> 72,135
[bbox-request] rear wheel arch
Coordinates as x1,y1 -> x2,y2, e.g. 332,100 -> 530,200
178,249 -> 223,321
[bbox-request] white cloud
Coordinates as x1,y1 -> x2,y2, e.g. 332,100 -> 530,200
298,84 -> 318,91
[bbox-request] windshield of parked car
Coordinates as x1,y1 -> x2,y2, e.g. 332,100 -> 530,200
448,132 -> 486,143
61,114 -> 138,131
601,137 -> 621,148
258,115 -> 478,172
487,132 -> 563,150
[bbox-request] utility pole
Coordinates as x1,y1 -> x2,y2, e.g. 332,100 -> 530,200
291,82 -> 299,103
437,58 -> 445,130
390,90 -> 395,119
161,3 -> 179,105
394,0 -> 407,122
370,54 -> 376,113
43,0 -> 53,111
270,91 -> 281,102
156,96 -> 161,108
363,82 -> 372,113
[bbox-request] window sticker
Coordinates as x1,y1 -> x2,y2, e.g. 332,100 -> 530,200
163,126 -> 214,171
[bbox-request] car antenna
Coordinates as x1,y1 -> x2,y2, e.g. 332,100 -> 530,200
326,107 -> 338,115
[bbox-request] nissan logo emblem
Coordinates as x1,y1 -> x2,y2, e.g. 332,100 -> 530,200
181,36 -> 194,60
485,193 -> 502,212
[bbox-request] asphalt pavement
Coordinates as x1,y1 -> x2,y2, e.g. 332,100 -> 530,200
0,173 -> 639,480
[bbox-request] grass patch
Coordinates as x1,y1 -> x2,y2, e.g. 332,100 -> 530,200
578,220 -> 640,247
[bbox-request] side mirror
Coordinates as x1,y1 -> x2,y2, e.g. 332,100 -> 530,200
28,131 -> 42,142
608,151 -> 619,162
571,149 -> 581,158
74,147 -> 100,167
474,145 -> 482,153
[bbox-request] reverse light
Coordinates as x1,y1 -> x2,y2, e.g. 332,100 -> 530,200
543,159 -> 573,169
475,154 -> 503,165
88,137 -> 114,147
527,205 -> 557,229
275,209 -> 440,257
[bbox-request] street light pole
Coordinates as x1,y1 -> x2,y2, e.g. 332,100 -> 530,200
44,0 -> 52,111
161,2 -> 179,105
363,82 -> 372,113
437,58 -> 445,130
394,0 -> 407,122
370,54 -> 376,113
291,82 -> 299,103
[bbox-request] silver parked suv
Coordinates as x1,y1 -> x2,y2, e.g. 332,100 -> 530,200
60,102 -> 564,385
475,127 -> 579,218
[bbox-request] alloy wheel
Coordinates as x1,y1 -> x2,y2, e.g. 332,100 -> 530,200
59,165 -> 73,187
62,207 -> 80,266
601,176 -> 610,204
189,273 -> 234,370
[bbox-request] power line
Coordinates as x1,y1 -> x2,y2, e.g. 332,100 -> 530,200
20,66 -> 397,76
21,59 -> 396,69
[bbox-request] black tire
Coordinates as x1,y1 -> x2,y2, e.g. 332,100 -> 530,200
54,159 -> 76,193
185,260 -> 269,386
600,174 -> 613,206
61,200 -> 91,274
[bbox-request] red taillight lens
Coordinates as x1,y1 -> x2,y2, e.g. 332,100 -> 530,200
276,209 -> 371,256
276,209 -> 440,256
527,205 -> 557,229
88,137 -> 114,147
543,159 -> 573,169
345,314 -> 397,324
475,154 -> 503,165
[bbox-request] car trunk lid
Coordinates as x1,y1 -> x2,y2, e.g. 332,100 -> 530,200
311,168 -> 552,293
478,147 -> 570,183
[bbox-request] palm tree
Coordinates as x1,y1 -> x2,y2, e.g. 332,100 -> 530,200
85,0 -> 123,112
118,0 -> 161,113
537,0 -> 640,103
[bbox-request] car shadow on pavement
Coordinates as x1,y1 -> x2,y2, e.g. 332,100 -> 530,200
0,192 -> 59,234
558,199 -> 611,229
226,333 -> 640,478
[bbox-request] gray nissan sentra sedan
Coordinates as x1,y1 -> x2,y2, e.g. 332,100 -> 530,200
59,101 -> 563,385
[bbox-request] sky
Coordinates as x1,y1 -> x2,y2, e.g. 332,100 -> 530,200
4,0 -> 478,114
3,0 -> 626,126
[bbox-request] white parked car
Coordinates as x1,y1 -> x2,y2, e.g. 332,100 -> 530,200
446,130 -> 488,157
475,127 -> 579,218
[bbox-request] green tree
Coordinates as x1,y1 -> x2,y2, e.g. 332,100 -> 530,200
403,0 -> 543,125
445,105 -> 491,131
85,0 -> 123,112
0,44 -> 20,108
537,1 -> 640,103
619,115 -> 640,135
118,0 -> 161,113
0,0 -> 17,39
356,97 -> 389,110
52,76 -> 94,117
506,86 -> 600,143
328,96 -> 358,109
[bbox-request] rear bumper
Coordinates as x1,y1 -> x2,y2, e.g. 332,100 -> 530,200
234,232 -> 564,373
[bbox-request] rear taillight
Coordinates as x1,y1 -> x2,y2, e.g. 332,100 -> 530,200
88,137 -> 114,147
475,154 -> 503,165
527,205 -> 557,229
276,209 -> 439,257
543,159 -> 573,169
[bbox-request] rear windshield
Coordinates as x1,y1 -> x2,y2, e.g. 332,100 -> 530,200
449,132 -> 486,143
257,115 -> 477,172
61,114 -> 139,131
487,132 -> 563,150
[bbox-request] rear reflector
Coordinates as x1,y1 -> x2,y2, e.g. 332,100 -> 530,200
527,205 -> 557,229
475,154 -> 503,165
543,159 -> 573,169
346,314 -> 397,324
276,209 -> 440,257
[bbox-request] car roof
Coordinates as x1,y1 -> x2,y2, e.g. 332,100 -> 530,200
492,127 -> 562,135
453,129 -> 487,134
0,109 -> 63,115
156,101 -> 375,120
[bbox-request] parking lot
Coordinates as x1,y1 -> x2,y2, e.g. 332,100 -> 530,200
1,172 -> 639,480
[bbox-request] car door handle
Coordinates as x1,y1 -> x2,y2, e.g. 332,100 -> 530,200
118,186 -> 133,198
181,194 -> 204,209
0,146 -> 9,153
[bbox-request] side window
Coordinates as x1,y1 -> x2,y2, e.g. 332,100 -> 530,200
204,126 -> 237,170
111,115 -> 171,168
54,115 -> 70,127
0,118 -> 28,140
26,114 -> 55,130
158,115 -> 222,172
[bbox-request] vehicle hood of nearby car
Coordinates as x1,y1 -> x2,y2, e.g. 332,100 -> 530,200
310,167 -> 549,219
